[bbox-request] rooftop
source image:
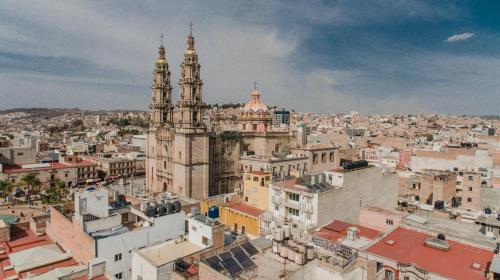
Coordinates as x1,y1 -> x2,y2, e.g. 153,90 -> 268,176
2,160 -> 95,174
365,227 -> 494,280
227,203 -> 264,218
137,240 -> 204,267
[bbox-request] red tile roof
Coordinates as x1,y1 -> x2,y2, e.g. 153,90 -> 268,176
3,160 -> 95,174
365,227 -> 494,280
314,220 -> 382,241
227,203 -> 264,218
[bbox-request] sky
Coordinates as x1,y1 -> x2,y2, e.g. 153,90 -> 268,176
0,0 -> 499,115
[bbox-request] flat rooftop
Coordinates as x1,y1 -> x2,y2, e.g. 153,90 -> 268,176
137,240 -> 204,267
401,213 -> 496,250
365,227 -> 494,280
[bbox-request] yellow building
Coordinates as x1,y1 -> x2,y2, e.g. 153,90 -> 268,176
220,203 -> 263,237
243,171 -> 271,211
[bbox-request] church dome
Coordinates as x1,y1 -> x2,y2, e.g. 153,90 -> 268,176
243,89 -> 269,113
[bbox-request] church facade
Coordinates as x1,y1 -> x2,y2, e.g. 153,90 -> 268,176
145,32 -> 291,200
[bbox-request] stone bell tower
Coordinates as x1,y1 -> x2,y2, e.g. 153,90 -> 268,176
145,35 -> 175,194
173,26 -> 210,199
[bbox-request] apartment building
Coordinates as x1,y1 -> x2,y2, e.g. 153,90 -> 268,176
268,161 -> 398,230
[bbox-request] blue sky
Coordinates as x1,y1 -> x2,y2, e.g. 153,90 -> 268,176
0,0 -> 499,114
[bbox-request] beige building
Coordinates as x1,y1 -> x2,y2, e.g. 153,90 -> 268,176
291,144 -> 340,174
242,171 -> 271,210
420,170 -> 457,207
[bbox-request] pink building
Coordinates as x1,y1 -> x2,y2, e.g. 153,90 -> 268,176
358,206 -> 407,233
239,88 -> 272,132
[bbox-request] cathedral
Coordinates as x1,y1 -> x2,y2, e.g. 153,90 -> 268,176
145,31 -> 291,200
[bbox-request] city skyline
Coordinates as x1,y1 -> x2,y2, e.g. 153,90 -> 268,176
1,1 -> 499,115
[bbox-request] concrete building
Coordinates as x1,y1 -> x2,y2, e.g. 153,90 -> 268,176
130,213 -> 224,280
420,170 -> 456,207
240,154 -> 308,180
242,171 -> 271,210
273,109 -> 290,127
46,188 -> 185,279
269,162 -> 398,230
291,144 -> 340,175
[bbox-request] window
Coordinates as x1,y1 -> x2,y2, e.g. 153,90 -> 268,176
321,153 -> 327,163
467,197 -> 472,203
17,152 -> 24,156
468,175 -> 473,181
386,219 -> 394,226
245,175 -> 251,180
65,173 -> 68,178
265,176 -> 270,181
384,269 -> 394,280
245,196 -> 248,202
115,272 -> 122,279
468,187 -> 473,192
192,226 -> 197,232
202,236 -> 209,246
313,153 -> 318,164
252,124 -> 257,131
404,277 -> 409,280
288,207 -> 299,216
253,176 -> 259,182
275,205 -> 279,211
114,253 -> 122,261
288,193 -> 299,201
329,152 -> 334,162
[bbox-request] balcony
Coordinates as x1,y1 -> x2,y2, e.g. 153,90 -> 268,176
272,196 -> 282,205
301,203 -> 313,214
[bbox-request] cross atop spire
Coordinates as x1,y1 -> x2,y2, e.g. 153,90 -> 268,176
189,21 -> 194,36
160,33 -> 164,46
254,81 -> 258,90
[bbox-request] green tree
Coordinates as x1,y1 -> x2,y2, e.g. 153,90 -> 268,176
21,173 -> 41,194
0,179 -> 12,197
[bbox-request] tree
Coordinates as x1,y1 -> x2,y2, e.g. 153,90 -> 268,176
0,179 -> 12,197
21,173 -> 41,194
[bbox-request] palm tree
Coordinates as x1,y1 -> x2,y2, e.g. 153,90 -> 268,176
21,173 -> 41,194
0,179 -> 12,198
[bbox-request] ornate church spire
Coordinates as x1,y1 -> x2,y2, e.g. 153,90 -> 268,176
176,24 -> 205,132
149,34 -> 173,128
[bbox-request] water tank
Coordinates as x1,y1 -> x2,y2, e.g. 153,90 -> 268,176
173,201 -> 181,213
146,206 -> 156,217
208,206 -> 220,219
306,245 -> 315,260
484,207 -> 492,215
437,233 -> 446,241
156,204 -> 166,216
279,244 -> 287,258
164,202 -> 172,214
287,247 -> 295,261
294,251 -> 304,265
274,228 -> 284,241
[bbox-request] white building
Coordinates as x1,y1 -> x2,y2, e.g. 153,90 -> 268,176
47,188 -> 185,280
131,212 -> 224,280
269,162 -> 398,230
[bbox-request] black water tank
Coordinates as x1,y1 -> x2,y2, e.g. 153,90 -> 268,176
437,233 -> 446,240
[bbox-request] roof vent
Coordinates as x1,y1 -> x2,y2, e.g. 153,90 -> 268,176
424,237 -> 450,251
385,240 -> 396,246
471,263 -> 481,270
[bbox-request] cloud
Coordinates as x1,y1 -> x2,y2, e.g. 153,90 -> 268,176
445,32 -> 474,42
0,1 -> 497,115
